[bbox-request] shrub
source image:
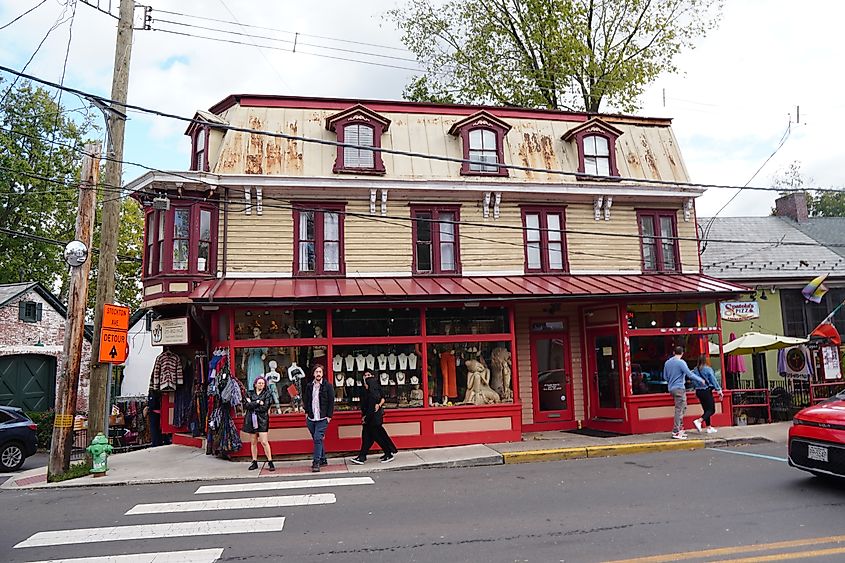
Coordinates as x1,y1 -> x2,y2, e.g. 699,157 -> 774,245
25,410 -> 55,451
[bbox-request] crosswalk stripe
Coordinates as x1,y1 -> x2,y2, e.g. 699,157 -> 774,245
13,517 -> 285,549
25,548 -> 225,563
194,476 -> 374,495
126,492 -> 336,515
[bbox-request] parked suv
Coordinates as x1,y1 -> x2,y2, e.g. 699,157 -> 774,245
0,406 -> 38,471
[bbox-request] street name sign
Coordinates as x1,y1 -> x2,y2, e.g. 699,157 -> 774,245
103,304 -> 130,331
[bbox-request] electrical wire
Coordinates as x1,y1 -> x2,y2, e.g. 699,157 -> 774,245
5,60 -> 844,198
0,0 -> 48,30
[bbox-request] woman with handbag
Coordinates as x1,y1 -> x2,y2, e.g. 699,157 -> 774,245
243,377 -> 275,471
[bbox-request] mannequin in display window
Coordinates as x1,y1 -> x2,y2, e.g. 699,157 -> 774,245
490,347 -> 513,401
409,375 -> 424,407
312,325 -> 327,370
265,360 -> 282,413
463,358 -> 501,405
243,326 -> 268,388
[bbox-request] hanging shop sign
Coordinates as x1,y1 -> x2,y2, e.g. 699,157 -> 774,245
822,346 -> 842,380
151,317 -> 189,346
720,301 -> 760,322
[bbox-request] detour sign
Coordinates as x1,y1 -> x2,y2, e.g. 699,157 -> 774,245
99,328 -> 129,364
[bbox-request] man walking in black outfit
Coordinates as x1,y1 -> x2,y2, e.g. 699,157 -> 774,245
350,370 -> 397,464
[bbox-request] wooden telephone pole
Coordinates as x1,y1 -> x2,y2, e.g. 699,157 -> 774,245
88,0 -> 135,446
48,143 -> 101,479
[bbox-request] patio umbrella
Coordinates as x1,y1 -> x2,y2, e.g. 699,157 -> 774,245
722,332 -> 809,355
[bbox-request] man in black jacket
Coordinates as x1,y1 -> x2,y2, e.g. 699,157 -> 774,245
350,370 -> 398,465
302,365 -> 335,472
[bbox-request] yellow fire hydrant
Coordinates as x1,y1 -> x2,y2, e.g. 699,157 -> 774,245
86,433 -> 113,477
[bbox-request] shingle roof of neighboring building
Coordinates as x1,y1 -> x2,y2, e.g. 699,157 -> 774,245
698,217 -> 845,282
789,217 -> 845,259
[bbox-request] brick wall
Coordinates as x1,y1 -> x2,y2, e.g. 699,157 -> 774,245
0,289 -> 92,412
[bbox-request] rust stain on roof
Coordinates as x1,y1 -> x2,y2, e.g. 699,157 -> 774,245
245,115 -> 264,175
639,134 -> 660,179
284,121 -> 303,172
218,131 -> 244,172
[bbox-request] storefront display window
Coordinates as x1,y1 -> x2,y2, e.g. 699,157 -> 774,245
331,344 -> 423,411
332,308 -> 420,338
427,341 -> 513,406
233,344 -> 325,412
233,309 -> 327,340
426,307 -> 509,336
626,304 -> 703,330
629,334 -> 709,395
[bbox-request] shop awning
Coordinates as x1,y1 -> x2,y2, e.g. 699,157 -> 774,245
190,273 -> 747,304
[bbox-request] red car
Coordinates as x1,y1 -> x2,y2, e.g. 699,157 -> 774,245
789,390 -> 845,479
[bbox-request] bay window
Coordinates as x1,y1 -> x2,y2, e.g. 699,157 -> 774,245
143,202 -> 218,279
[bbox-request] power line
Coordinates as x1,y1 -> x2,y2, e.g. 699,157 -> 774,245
0,226 -> 142,263
5,61 -> 845,197
0,0 -> 48,30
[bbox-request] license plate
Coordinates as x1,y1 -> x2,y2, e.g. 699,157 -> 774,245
807,444 -> 829,462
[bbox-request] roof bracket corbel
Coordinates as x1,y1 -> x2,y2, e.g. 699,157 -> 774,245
594,196 -> 604,220
683,198 -> 694,222
603,195 -> 613,221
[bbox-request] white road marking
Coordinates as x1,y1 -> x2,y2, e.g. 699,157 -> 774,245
13,517 -> 285,549
126,492 -> 336,515
194,476 -> 374,495
26,548 -> 225,563
709,447 -> 788,462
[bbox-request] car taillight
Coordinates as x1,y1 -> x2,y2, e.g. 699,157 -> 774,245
28,423 -> 37,431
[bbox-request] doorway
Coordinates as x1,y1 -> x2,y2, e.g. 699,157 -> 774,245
530,332 -> 573,424
586,327 -> 625,420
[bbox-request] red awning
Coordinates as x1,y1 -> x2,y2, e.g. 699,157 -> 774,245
190,274 -> 747,304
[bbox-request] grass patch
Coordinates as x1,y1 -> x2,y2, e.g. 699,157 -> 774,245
48,460 -> 92,483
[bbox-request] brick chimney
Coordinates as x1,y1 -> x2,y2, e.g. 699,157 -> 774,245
774,192 -> 809,223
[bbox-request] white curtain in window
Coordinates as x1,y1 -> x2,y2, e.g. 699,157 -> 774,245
526,213 -> 542,269
343,124 -> 375,168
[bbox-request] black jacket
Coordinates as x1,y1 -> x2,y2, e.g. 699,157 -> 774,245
302,379 -> 335,420
360,378 -> 385,425
243,388 -> 272,433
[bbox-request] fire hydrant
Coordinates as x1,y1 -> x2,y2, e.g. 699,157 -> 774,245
86,433 -> 113,477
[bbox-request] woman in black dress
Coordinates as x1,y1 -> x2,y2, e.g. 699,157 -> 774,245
244,377 -> 275,471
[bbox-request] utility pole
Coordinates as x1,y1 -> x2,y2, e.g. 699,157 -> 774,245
48,143 -> 101,479
88,0 -> 135,447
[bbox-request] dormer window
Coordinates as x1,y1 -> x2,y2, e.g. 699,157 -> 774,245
449,111 -> 511,177
326,105 -> 391,175
192,127 -> 207,171
562,118 -> 623,180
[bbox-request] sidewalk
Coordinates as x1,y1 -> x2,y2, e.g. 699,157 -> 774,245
1,422 -> 790,490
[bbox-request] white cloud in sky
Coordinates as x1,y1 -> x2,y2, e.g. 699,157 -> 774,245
1,0 -> 842,216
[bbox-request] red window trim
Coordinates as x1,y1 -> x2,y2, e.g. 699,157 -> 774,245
449,112 -> 511,177
561,118 -> 622,180
143,203 -> 219,280
326,105 -> 390,175
520,206 -> 569,274
411,205 -> 462,275
636,209 -> 680,273
191,126 -> 210,172
292,202 -> 347,277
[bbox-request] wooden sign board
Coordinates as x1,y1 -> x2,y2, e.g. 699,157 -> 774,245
103,304 -> 131,331
99,328 -> 129,364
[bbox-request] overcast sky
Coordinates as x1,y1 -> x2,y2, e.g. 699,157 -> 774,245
1,0 -> 842,217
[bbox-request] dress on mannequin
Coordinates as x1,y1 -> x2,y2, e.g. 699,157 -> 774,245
244,347 -> 268,389
440,351 -> 457,398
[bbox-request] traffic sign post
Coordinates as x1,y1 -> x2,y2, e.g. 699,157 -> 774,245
98,304 -> 130,448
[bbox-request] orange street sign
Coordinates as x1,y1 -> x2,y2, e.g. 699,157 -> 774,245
103,304 -> 131,331
99,328 -> 129,364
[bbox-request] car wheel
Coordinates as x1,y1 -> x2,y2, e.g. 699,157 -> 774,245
0,441 -> 26,471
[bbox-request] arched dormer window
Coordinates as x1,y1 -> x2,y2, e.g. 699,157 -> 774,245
326,105 -> 391,175
192,127 -> 208,172
449,111 -> 511,177
562,118 -> 624,180
185,110 -> 228,172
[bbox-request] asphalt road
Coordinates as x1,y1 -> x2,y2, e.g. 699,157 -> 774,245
0,452 -> 47,486
1,443 -> 844,563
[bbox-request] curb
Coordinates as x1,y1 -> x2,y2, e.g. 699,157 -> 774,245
502,440 -> 706,464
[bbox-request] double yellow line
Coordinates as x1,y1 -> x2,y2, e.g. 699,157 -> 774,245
605,534 -> 845,562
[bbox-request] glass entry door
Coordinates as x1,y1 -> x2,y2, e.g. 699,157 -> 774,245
531,333 -> 573,423
587,327 -> 625,420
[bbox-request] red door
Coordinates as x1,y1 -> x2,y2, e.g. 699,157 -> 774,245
530,332 -> 574,423
586,327 -> 625,420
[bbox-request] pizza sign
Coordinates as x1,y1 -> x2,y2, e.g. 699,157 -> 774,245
720,301 -> 760,322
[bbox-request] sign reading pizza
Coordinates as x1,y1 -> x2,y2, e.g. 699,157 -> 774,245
720,301 -> 760,322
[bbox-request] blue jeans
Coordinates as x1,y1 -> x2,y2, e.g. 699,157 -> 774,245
306,418 -> 328,466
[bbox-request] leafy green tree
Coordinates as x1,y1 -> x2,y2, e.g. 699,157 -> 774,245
0,80 -> 142,309
772,161 -> 845,218
390,0 -> 722,112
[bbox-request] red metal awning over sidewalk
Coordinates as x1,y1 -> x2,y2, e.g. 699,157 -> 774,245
190,273 -> 746,304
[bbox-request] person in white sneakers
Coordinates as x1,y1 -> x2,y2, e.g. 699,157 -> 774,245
662,346 -> 706,440
692,355 -> 724,434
